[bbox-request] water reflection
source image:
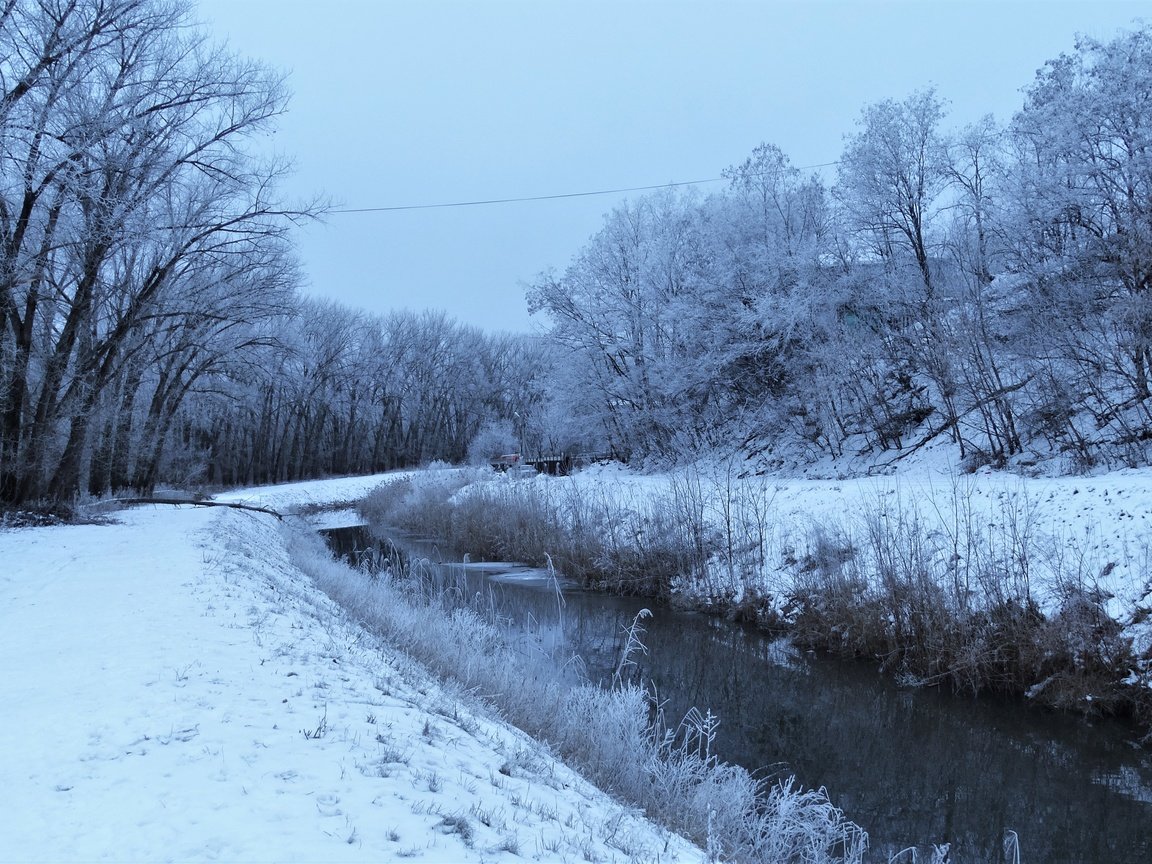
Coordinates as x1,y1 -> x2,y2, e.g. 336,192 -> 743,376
324,525 -> 1152,862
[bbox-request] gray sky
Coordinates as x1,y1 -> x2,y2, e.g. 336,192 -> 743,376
195,0 -> 1147,334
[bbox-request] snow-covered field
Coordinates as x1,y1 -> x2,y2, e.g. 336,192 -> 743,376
546,456 -> 1152,658
1,474 -> 702,863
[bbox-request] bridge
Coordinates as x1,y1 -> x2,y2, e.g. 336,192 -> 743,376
489,452 -> 613,476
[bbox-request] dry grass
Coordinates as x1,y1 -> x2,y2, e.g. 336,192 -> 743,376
360,467 -> 1146,727
288,525 -> 868,863
359,470 -> 715,596
785,489 -> 1137,714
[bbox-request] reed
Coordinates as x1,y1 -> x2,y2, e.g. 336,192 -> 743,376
358,467 -> 1146,727
288,525 -> 869,863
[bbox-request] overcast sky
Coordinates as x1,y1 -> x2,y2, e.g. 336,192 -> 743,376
194,0 -> 1146,334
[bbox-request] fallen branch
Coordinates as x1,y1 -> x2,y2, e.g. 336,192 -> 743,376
114,497 -> 284,521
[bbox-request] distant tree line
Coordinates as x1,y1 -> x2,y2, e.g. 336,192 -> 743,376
528,26 -> 1152,473
0,0 -> 549,507
195,305 -> 548,489
6,2 -> 1151,508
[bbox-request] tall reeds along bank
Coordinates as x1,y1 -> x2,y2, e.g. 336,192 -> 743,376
287,525 -> 869,863
357,469 -> 717,597
784,488 -> 1147,726
358,468 -> 1152,734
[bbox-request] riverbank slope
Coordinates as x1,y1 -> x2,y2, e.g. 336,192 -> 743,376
361,458 -> 1152,724
0,474 -> 702,863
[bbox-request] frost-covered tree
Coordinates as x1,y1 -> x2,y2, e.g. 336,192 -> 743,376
933,116 -> 1029,461
528,189 -> 725,459
0,0 -> 305,503
1009,25 -> 1152,436
710,145 -> 834,431
837,88 -> 948,297
834,88 -> 973,451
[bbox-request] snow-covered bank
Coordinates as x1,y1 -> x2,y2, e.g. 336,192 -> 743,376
362,461 -> 1152,726
1,475 -> 702,862
551,460 -> 1152,653
213,472 -> 409,513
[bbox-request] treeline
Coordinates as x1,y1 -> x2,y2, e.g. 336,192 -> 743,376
0,0 -> 547,507
195,305 -> 546,489
527,27 -> 1152,473
7,2 -> 1152,507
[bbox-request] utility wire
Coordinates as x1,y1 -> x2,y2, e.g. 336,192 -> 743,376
332,160 -> 840,214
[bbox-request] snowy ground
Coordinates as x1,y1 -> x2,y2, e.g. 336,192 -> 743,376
1,474 -> 702,863
493,453 -> 1152,659
8,457 -> 1151,861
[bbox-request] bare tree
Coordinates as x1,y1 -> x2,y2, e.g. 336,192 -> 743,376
837,88 -> 948,298
0,0 -> 310,504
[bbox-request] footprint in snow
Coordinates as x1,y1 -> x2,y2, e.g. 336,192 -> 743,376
315,792 -> 342,816
159,726 -> 200,745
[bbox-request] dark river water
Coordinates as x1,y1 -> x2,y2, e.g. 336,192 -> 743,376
324,523 -> 1152,863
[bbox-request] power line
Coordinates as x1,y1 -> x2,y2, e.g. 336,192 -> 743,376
331,160 -> 841,214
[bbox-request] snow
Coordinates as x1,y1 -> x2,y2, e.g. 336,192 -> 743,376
1,475 -> 702,863
7,462 -> 1151,861
499,458 -> 1152,659
212,472 -> 411,516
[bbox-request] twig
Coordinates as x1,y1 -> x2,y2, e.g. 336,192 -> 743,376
114,497 -> 284,520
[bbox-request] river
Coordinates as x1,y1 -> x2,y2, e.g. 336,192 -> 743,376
324,523 -> 1152,862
